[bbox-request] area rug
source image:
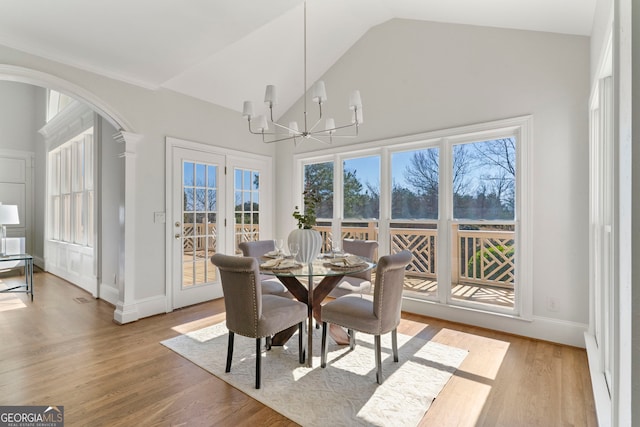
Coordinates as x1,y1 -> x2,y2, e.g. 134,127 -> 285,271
161,322 -> 467,427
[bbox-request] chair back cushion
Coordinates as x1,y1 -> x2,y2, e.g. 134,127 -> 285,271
210,254 -> 262,336
238,240 -> 275,258
342,239 -> 378,280
373,251 -> 413,333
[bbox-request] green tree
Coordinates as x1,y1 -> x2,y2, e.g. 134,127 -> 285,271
303,163 -> 333,218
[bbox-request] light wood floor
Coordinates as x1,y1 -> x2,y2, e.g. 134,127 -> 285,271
0,271 -> 597,426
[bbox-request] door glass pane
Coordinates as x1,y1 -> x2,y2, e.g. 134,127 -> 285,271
182,161 -> 218,287
234,167 -> 260,252
343,156 -> 380,219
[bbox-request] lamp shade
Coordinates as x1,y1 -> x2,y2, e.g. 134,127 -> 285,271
311,81 -> 327,104
349,90 -> 362,110
325,118 -> 335,133
0,205 -> 19,225
254,115 -> 268,132
242,101 -> 254,119
264,85 -> 277,107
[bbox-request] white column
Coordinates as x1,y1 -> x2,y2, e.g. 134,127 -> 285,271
112,130 -> 142,324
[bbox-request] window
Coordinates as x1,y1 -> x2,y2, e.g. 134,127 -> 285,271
390,147 -> 440,298
48,128 -> 94,247
182,161 -> 218,285
294,116 -> 531,318
46,90 -> 74,122
234,168 -> 260,249
450,138 -> 516,309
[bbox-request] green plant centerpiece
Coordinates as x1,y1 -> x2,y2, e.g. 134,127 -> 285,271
288,190 -> 323,263
292,189 -> 320,229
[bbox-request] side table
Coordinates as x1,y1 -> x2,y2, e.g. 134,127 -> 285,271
0,253 -> 34,301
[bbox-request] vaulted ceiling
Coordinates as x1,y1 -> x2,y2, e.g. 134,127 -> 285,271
0,0 -> 596,116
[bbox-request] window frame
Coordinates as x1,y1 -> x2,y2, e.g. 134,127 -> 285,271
294,115 -> 532,319
48,128 -> 95,248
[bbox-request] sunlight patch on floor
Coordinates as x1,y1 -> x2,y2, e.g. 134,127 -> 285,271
429,327 -> 511,426
0,292 -> 27,311
171,313 -> 226,334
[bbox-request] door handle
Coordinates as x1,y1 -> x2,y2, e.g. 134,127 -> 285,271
175,234 -> 181,239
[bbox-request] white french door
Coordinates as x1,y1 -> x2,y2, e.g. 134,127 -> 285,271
167,139 -> 272,309
171,147 -> 225,309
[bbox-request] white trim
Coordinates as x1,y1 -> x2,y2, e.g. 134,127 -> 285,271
0,64 -> 133,131
38,100 -> 94,144
112,131 -> 142,324
164,136 -> 274,312
587,28 -> 615,427
99,282 -> 119,306
294,115 -> 533,159
0,65 -> 142,327
403,297 -> 587,348
294,115 -> 533,321
585,332 -> 612,427
32,254 -> 44,270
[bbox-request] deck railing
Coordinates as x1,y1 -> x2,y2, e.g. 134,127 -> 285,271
314,222 -> 514,289
184,222 -> 514,289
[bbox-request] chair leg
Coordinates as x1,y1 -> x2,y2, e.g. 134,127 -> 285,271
321,322 -> 328,368
266,335 -> 272,350
298,321 -> 306,364
348,329 -> 356,350
375,335 -> 383,384
225,332 -> 234,373
255,338 -> 262,389
392,328 -> 399,363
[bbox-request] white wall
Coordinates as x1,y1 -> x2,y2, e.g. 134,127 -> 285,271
1,43 -> 276,318
0,81 -> 37,152
0,19 -> 591,345
0,81 -> 37,254
276,19 -> 591,344
98,115 -> 123,304
33,87 -> 47,264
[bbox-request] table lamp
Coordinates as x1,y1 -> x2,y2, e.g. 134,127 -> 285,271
0,204 -> 20,256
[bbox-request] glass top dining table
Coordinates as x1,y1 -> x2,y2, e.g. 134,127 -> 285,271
260,256 -> 375,277
261,256 -> 375,367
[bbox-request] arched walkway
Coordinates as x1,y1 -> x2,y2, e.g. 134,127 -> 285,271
0,64 -> 140,324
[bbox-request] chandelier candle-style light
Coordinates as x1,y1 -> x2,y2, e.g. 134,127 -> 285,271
242,0 -> 363,145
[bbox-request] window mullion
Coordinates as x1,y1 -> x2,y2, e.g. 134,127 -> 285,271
439,138 -> 452,305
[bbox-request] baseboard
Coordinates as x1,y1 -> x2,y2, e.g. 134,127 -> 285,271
134,295 -> 169,319
402,298 -> 587,347
113,294 -> 168,324
584,333 -> 611,427
32,255 -> 45,270
99,282 -> 119,306
47,265 -> 98,297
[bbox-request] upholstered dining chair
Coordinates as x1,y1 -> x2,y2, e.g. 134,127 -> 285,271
328,239 -> 379,298
238,240 -> 291,298
320,250 -> 412,384
211,253 -> 308,389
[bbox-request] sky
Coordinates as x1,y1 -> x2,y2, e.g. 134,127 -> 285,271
344,149 -> 425,192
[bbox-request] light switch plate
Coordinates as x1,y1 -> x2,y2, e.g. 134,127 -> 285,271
154,212 -> 166,223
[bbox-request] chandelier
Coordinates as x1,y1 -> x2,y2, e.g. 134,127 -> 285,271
241,0 -> 363,145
